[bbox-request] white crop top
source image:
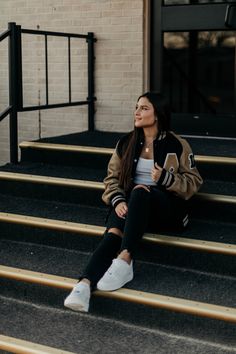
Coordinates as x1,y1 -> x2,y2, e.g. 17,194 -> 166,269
133,157 -> 156,186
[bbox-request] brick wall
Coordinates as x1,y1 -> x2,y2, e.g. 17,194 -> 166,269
0,0 -> 145,165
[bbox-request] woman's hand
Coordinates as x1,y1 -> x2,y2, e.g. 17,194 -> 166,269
115,202 -> 128,219
151,163 -> 163,183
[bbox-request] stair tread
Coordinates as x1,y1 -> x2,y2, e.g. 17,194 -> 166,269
0,163 -> 235,196
20,140 -> 236,165
0,334 -> 75,354
33,130 -> 236,158
0,240 -> 236,308
0,194 -> 235,245
0,194 -> 236,244
1,297 -> 233,354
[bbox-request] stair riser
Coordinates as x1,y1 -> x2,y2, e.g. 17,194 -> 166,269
1,223 -> 235,277
20,148 -> 112,170
190,198 -> 236,223
20,148 -> 235,181
0,179 -> 235,222
0,180 -> 104,207
0,279 -> 235,348
198,164 -> 236,182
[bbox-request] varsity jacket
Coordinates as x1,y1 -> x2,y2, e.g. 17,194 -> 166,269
102,131 -> 203,208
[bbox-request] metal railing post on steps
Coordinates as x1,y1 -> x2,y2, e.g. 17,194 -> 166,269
87,32 -> 96,131
8,22 -> 22,164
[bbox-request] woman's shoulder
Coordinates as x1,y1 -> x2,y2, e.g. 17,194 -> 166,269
116,131 -> 134,156
167,131 -> 193,152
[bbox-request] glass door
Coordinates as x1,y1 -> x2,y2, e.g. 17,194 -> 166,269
150,0 -> 236,137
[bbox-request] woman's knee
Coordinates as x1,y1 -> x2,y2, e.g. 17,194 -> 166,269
107,227 -> 123,238
133,184 -> 150,193
130,185 -> 150,202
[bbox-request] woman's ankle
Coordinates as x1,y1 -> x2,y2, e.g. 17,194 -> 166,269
118,249 -> 132,264
80,278 -> 91,286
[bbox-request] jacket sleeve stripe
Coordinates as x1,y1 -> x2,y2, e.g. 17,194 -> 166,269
111,195 -> 126,208
160,169 -> 175,188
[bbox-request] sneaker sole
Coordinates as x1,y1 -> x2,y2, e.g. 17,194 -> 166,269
64,301 -> 89,312
97,273 -> 133,292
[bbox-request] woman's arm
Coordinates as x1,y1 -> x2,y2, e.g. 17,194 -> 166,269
102,149 -> 127,207
157,139 -> 203,200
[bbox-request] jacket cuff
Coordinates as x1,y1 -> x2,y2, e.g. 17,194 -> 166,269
157,169 -> 175,188
110,193 -> 126,208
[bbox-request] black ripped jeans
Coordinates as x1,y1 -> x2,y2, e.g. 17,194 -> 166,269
80,187 -> 187,289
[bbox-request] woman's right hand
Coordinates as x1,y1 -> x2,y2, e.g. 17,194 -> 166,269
115,202 -> 128,219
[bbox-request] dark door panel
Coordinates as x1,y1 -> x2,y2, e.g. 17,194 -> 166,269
150,1 -> 236,137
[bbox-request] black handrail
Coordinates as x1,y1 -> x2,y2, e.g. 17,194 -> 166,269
0,28 -> 12,123
0,28 -> 10,41
0,106 -> 12,122
0,22 -> 96,164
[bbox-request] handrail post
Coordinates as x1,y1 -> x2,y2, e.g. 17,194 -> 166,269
87,32 -> 96,131
8,22 -> 21,164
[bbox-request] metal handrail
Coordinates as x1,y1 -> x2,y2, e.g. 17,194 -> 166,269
0,22 -> 96,164
0,106 -> 12,122
0,29 -> 10,42
0,29 -> 12,121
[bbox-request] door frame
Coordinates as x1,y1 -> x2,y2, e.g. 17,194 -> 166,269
150,1 -> 236,107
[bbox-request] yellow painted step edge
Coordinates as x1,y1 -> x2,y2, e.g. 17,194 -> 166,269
0,265 -> 236,323
0,171 -> 235,204
0,212 -> 236,256
0,334 -> 75,354
19,141 -> 236,165
19,141 -> 114,155
0,171 -> 104,190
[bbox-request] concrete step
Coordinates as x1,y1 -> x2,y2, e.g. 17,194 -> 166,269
20,130 -> 236,157
19,139 -> 236,180
1,162 -> 236,196
1,239 -> 236,310
0,334 -> 75,354
0,169 -> 235,221
1,297 -> 234,354
0,258 -> 236,348
0,192 -> 235,275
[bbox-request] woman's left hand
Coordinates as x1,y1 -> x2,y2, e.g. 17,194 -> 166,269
151,163 -> 163,183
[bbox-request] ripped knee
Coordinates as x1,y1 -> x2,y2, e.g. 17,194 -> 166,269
132,184 -> 150,193
107,227 -> 123,238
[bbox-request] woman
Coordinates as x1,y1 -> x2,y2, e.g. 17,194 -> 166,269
64,92 -> 203,312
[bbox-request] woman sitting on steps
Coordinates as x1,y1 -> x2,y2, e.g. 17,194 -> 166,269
64,91 -> 203,312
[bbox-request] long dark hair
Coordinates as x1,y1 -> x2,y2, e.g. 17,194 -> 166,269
119,92 -> 171,191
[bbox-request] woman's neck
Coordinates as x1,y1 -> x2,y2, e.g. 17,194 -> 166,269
143,127 -> 158,141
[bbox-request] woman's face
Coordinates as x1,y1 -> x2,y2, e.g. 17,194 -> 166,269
134,97 -> 157,129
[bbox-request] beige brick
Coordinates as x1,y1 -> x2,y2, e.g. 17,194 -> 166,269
0,0 -> 144,161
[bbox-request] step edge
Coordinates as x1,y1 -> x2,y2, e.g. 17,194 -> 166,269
0,334 -> 75,354
0,265 -> 235,323
19,141 -> 236,165
0,172 -> 104,190
0,172 -> 235,203
196,192 -> 236,204
19,141 -> 114,155
0,212 -> 235,256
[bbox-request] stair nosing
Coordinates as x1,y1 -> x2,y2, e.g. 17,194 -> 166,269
0,264 -> 235,323
0,171 -> 104,190
0,212 -> 235,256
0,334 -> 75,354
19,141 -> 236,165
19,141 -> 114,155
0,171 -> 235,203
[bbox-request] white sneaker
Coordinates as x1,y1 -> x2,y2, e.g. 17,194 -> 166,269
97,258 -> 133,291
64,282 -> 90,312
